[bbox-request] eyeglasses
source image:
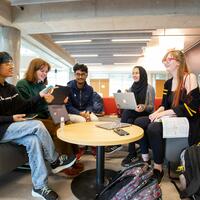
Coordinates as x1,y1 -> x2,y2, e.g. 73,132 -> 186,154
162,57 -> 177,63
0,61 -> 14,67
75,73 -> 87,77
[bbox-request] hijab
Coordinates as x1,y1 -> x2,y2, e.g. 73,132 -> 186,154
130,66 -> 148,104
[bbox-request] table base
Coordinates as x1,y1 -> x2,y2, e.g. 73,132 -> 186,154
71,169 -> 116,200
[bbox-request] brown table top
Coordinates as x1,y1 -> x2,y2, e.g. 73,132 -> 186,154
57,121 -> 144,146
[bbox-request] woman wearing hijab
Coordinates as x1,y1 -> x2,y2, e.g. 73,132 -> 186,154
120,66 -> 155,167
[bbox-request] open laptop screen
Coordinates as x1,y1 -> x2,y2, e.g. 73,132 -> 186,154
113,92 -> 137,110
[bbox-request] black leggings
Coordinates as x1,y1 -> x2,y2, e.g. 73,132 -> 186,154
121,110 -> 149,157
134,116 -> 165,164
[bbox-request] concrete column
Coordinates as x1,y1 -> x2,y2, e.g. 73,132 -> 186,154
0,26 -> 21,84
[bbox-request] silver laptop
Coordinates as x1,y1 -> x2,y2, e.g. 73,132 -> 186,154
96,122 -> 131,130
48,105 -> 69,125
113,92 -> 137,110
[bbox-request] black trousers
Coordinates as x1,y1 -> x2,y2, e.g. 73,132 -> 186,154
121,110 -> 149,157
134,116 -> 165,164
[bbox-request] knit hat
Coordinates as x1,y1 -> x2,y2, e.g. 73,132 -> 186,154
0,52 -> 13,65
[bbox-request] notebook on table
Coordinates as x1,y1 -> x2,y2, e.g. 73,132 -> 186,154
113,92 -> 137,110
95,122 -> 131,130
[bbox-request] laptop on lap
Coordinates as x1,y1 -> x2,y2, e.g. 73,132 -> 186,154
113,92 -> 137,110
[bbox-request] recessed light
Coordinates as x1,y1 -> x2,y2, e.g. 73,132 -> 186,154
71,54 -> 98,57
114,63 -> 136,65
113,54 -> 142,57
55,40 -> 92,44
85,63 -> 102,66
112,39 -> 150,42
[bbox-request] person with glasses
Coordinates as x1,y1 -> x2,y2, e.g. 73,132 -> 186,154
66,63 -> 98,123
132,50 -> 200,183
0,52 -> 77,200
16,58 -> 83,178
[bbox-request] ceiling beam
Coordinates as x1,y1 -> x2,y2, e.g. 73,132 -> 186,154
31,34 -> 75,65
0,0 -> 12,25
10,0 -> 82,6
11,0 -> 200,34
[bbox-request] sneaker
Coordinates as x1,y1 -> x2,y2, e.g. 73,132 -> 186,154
58,167 -> 80,178
153,169 -> 164,184
105,145 -> 123,154
121,154 -> 140,167
51,154 -> 76,174
32,186 -> 58,200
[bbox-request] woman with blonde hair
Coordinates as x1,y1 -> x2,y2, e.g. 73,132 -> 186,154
16,58 -> 83,177
133,50 -> 200,183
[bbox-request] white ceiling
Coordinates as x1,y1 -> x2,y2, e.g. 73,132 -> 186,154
2,0 -> 200,71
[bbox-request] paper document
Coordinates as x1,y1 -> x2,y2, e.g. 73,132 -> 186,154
162,117 -> 189,138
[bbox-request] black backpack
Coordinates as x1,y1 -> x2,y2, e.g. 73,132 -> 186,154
179,144 -> 200,199
96,162 -> 162,200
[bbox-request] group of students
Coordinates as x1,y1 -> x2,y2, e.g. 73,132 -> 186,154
0,52 -> 102,200
0,49 -> 200,200
116,50 -> 200,184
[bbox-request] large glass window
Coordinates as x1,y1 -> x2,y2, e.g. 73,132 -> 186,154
19,39 -> 71,86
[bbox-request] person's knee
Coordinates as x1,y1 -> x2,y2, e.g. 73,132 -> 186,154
134,116 -> 149,128
90,113 -> 99,121
31,120 -> 49,135
147,123 -> 161,139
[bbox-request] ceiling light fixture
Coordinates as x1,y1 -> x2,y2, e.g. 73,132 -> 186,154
113,54 -> 142,57
114,63 -> 136,65
112,39 -> 151,42
71,54 -> 98,57
85,63 -> 102,66
55,39 -> 92,44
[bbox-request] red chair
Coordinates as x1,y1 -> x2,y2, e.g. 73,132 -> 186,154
154,98 -> 162,110
103,97 -> 118,115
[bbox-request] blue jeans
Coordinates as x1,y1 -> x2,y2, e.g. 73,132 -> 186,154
1,120 -> 58,189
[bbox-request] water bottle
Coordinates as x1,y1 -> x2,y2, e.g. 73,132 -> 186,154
60,117 -> 65,129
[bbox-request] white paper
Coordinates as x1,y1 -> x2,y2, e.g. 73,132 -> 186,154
162,117 -> 189,138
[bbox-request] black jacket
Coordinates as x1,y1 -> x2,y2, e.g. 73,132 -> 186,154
161,78 -> 200,145
66,80 -> 93,114
0,81 -> 42,140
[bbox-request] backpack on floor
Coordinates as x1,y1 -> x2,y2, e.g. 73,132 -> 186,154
178,144 -> 200,199
96,162 -> 162,200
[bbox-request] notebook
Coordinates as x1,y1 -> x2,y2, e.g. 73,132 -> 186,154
113,92 -> 137,110
48,105 -> 70,125
95,122 -> 131,130
49,85 -> 70,105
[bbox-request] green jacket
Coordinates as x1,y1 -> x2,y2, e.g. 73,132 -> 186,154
16,79 -> 49,118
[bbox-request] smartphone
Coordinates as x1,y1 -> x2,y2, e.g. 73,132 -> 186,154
113,128 -> 129,136
24,114 -> 38,120
41,85 -> 54,94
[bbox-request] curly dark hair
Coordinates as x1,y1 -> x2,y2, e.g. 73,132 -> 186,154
0,52 -> 13,65
73,63 -> 88,73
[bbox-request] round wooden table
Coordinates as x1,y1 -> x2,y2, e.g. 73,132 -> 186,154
57,121 -> 143,200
